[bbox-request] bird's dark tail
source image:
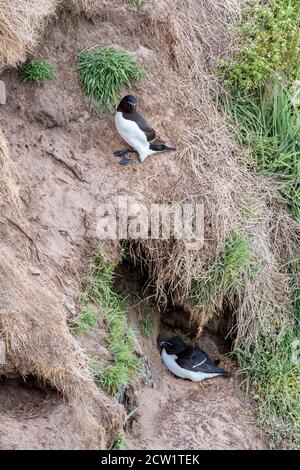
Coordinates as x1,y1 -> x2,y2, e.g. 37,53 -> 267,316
150,144 -> 177,152
222,371 -> 232,378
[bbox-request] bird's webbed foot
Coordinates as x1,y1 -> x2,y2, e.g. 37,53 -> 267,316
113,148 -> 137,158
113,149 -> 128,157
119,157 -> 137,166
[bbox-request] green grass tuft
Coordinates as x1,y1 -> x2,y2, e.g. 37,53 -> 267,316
76,45 -> 145,112
223,79 -> 300,222
19,59 -> 56,83
71,306 -> 99,335
82,249 -> 142,395
140,313 -> 155,339
189,232 -> 259,307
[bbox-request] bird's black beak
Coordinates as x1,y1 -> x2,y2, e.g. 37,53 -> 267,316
127,101 -> 136,112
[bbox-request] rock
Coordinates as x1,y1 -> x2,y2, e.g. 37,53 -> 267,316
63,295 -> 76,317
0,80 -> 6,105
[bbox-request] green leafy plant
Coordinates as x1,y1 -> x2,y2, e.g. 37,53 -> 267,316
76,45 -> 145,112
189,232 -> 259,308
82,249 -> 142,395
223,80 -> 300,222
19,59 -> 56,83
217,0 -> 300,91
140,313 -> 154,339
71,306 -> 99,335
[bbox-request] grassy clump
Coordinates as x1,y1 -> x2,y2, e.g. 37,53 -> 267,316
71,306 -> 99,335
189,232 -> 259,307
140,313 -> 154,339
217,0 -> 300,92
19,59 -> 56,83
76,45 -> 145,112
223,80 -> 300,222
82,249 -> 142,395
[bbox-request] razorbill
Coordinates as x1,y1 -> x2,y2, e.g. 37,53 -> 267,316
159,336 -> 230,382
114,95 -> 176,165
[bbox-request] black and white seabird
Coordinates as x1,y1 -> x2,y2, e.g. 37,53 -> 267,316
159,336 -> 230,382
114,95 -> 176,165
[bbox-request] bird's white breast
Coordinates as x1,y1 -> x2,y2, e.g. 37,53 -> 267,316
161,349 -> 220,382
115,112 -> 151,161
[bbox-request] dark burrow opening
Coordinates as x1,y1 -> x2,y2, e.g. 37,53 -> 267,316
0,374 -> 62,418
114,255 -> 234,357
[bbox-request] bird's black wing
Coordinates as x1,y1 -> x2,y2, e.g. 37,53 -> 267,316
124,111 -> 160,143
175,346 -> 228,375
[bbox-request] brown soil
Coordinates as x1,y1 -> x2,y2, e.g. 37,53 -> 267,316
130,372 -> 267,450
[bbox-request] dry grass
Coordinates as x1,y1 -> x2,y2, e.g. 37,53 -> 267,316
0,0 -> 107,67
0,0 -> 59,67
0,246 -> 124,448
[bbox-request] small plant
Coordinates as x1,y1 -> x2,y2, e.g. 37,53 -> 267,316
140,313 -> 154,339
126,0 -> 142,7
19,59 -> 56,83
71,306 -> 99,335
217,0 -> 300,91
76,45 -> 145,112
189,232 -> 259,308
82,249 -> 142,395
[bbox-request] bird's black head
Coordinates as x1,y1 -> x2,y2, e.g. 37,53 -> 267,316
159,336 -> 186,355
117,95 -> 137,113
